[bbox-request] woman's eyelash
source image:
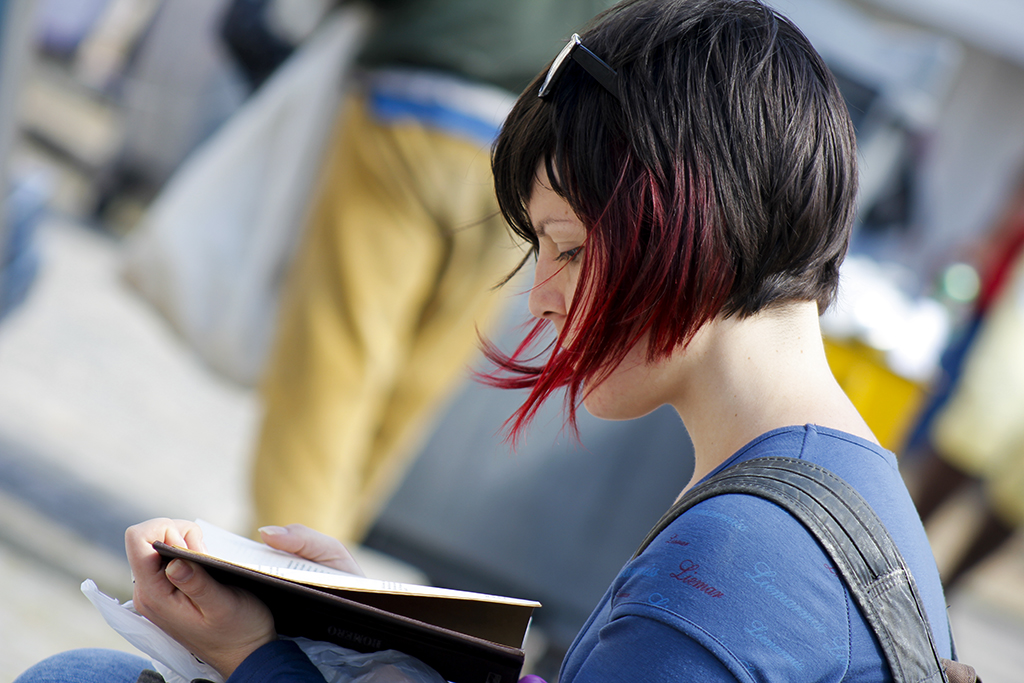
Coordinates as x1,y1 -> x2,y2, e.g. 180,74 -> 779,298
556,246 -> 583,262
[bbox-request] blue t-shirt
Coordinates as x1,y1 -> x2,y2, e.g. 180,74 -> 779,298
559,424 -> 951,682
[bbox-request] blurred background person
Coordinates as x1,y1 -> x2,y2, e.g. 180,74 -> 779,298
245,0 -> 614,543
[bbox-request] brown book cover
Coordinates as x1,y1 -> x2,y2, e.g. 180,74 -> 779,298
153,539 -> 539,683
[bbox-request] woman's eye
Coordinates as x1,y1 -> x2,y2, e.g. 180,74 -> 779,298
556,246 -> 583,262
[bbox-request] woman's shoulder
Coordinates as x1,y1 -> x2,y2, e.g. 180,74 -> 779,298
716,424 -> 897,474
609,492 -> 863,680
605,423 -> 950,674
709,424 -> 910,523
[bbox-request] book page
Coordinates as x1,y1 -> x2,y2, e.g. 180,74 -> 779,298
196,519 -> 353,575
194,520 -> 540,607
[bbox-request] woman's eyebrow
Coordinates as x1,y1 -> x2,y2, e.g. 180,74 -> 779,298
535,218 -> 576,238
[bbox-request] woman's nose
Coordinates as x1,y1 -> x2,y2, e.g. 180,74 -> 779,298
528,260 -> 567,321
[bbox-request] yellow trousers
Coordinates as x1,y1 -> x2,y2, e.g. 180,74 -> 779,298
252,96 -> 520,542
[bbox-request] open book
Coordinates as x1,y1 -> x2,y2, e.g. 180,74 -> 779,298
153,520 -> 541,683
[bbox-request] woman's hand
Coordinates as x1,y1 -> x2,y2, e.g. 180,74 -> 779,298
258,524 -> 365,576
126,518 -> 276,679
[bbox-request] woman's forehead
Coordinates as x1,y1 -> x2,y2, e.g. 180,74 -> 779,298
529,178 -> 584,238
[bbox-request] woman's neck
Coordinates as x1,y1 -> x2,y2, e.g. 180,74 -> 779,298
668,301 -> 877,492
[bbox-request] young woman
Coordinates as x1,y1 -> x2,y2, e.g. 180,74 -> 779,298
16,1 -> 952,681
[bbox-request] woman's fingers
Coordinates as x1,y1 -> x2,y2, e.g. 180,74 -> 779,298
125,519 -> 203,597
179,523 -> 208,554
125,518 -> 204,556
259,524 -> 364,576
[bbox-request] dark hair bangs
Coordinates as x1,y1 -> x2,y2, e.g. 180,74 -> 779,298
491,60 -> 632,255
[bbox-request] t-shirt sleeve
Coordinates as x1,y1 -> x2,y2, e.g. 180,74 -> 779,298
567,613 -> 747,682
227,640 -> 327,683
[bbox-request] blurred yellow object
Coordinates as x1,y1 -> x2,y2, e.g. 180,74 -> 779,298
823,337 -> 925,452
930,253 -> 1024,525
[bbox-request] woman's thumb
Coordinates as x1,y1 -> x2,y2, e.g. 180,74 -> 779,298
165,558 -> 196,585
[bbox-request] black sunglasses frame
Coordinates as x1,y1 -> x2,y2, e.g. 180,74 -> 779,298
538,33 -> 620,101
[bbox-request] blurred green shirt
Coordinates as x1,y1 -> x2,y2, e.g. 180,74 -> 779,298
358,0 -> 614,94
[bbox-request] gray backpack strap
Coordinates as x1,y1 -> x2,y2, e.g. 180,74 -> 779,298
633,456 -> 949,683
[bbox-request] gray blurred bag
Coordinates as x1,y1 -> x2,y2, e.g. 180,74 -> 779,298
122,5 -> 369,386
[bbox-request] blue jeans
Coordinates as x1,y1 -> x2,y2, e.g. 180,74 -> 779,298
14,649 -> 151,683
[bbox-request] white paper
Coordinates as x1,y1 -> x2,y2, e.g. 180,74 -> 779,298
81,579 -> 222,683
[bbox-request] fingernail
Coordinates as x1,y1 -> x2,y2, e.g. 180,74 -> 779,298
258,526 -> 289,536
166,559 -> 193,582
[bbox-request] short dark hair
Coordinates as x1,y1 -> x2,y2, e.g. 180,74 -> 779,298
485,0 -> 858,438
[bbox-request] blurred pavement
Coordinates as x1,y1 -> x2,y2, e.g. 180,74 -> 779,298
1,216 -> 1024,681
0,215 -> 259,681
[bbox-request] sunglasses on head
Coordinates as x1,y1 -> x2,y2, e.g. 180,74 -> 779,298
538,33 -> 620,101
